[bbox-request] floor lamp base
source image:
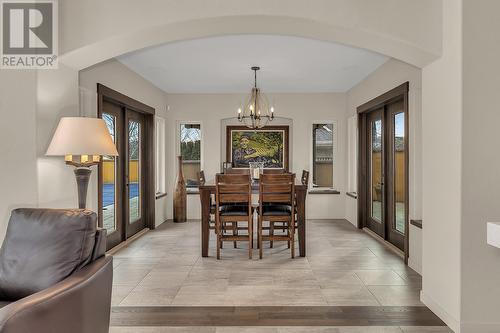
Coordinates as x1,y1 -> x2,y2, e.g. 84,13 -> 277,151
74,168 -> 92,209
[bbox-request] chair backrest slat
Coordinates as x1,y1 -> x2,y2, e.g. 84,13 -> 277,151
225,168 -> 250,175
259,173 -> 295,205
216,174 -> 251,205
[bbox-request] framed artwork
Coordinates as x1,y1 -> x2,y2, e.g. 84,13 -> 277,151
226,126 -> 289,170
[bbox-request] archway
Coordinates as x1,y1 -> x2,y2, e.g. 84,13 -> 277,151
61,15 -> 437,70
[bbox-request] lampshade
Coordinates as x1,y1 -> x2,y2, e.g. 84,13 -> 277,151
46,117 -> 118,156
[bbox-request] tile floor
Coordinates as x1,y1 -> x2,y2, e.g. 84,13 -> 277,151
110,219 -> 450,332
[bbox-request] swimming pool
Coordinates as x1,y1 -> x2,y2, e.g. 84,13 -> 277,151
103,183 -> 139,207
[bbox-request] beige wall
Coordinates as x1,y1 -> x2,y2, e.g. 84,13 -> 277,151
0,71 -> 38,241
78,59 -> 170,227
166,93 -> 347,220
37,65 -> 80,210
421,0 -> 462,330
461,0 -> 500,331
345,58 -> 423,274
59,0 -> 442,69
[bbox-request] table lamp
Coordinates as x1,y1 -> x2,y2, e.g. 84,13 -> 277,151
46,117 -> 119,209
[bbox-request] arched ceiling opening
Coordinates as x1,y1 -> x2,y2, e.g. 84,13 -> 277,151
61,15 -> 440,71
116,34 -> 389,93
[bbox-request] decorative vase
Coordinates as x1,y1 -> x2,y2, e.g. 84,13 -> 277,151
173,155 -> 187,222
249,161 -> 264,180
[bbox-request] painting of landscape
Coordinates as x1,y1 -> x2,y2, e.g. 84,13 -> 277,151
228,127 -> 288,169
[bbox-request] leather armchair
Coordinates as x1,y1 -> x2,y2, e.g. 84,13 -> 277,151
0,209 -> 113,333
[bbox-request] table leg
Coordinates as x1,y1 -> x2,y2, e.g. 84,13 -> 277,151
296,189 -> 306,257
200,188 -> 211,257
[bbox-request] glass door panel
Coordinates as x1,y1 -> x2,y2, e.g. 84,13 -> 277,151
99,100 -> 124,250
125,109 -> 146,238
386,99 -> 406,251
393,112 -> 406,234
102,113 -> 117,233
128,120 -> 141,223
365,108 -> 385,238
371,119 -> 383,222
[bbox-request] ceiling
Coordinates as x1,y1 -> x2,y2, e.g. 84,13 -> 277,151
117,35 -> 389,94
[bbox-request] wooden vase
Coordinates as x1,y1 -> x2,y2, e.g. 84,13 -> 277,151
173,155 -> 187,222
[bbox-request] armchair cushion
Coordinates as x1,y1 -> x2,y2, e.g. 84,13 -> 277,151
0,209 -> 97,301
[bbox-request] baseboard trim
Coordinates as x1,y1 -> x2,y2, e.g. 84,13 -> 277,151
420,291 -> 460,332
106,228 -> 149,255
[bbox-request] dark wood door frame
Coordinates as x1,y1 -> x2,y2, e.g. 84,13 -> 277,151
357,82 -> 409,264
97,84 -> 156,249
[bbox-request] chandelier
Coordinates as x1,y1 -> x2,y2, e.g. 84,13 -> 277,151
237,66 -> 274,129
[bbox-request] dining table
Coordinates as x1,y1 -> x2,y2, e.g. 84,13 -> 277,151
199,178 -> 307,257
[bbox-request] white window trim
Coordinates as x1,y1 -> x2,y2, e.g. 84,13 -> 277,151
176,120 -> 204,187
155,116 -> 166,195
347,115 -> 358,193
309,120 -> 337,190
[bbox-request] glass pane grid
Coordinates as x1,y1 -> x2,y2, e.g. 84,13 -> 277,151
313,123 -> 334,187
394,112 -> 405,233
129,120 -> 141,223
180,124 -> 201,188
371,119 -> 382,223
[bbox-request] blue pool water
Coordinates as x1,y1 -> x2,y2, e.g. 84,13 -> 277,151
103,183 -> 139,207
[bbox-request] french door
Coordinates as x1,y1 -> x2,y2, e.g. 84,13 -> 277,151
365,108 -> 385,237
125,110 -> 146,238
359,83 -> 408,255
98,84 -> 155,250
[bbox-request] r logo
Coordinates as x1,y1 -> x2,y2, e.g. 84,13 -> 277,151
2,2 -> 53,54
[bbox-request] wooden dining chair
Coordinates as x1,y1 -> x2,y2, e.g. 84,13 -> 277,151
225,168 -> 250,175
199,170 -> 239,248
262,168 -> 285,174
215,174 -> 253,259
257,173 -> 295,259
198,170 -> 217,233
279,170 -> 310,249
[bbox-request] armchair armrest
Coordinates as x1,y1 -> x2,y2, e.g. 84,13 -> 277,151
0,256 -> 113,333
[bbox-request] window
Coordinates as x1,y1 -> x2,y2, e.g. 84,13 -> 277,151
180,123 -> 201,188
312,123 -> 334,188
155,117 -> 166,195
